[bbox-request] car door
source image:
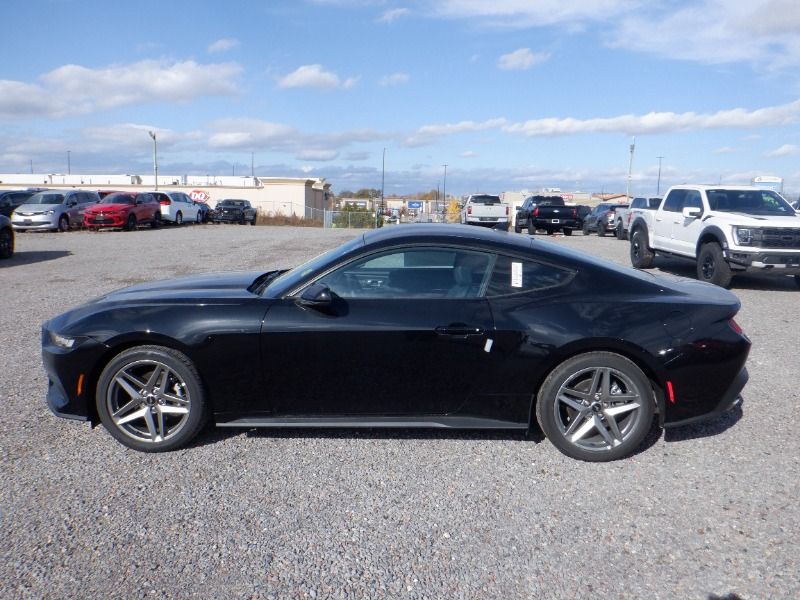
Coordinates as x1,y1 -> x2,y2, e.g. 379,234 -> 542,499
259,246 -> 498,417
655,189 -> 685,252
670,190 -> 704,256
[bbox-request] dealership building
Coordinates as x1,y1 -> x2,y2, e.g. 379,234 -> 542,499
0,173 -> 332,219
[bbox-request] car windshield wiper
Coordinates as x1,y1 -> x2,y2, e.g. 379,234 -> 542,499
249,269 -> 289,295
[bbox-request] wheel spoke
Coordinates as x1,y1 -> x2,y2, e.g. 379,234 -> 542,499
605,402 -> 640,417
112,397 -> 142,419
115,406 -> 147,426
600,368 -> 611,397
145,365 -> 164,391
558,393 -> 586,412
160,393 -> 189,406
594,415 -> 618,448
570,417 -> 598,443
604,412 -> 624,443
157,409 -> 166,440
143,407 -> 159,441
158,404 -> 189,415
564,409 -> 591,437
561,386 -> 591,401
114,374 -> 142,401
588,369 -> 603,396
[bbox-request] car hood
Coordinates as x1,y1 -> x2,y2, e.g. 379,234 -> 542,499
721,213 -> 799,225
14,202 -> 61,211
85,203 -> 131,212
93,271 -> 265,303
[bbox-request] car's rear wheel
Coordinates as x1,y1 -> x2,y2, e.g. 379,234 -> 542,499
535,352 -> 654,462
96,345 -> 207,452
196,212 -> 202,224
514,220 -> 522,233
0,227 -> 13,259
151,213 -> 161,229
630,229 -> 654,268
528,218 -> 536,235
697,242 -> 732,288
794,275 -> 800,289
616,221 -> 626,240
175,211 -> 183,226
598,225 -> 606,237
563,228 -> 572,236
124,215 -> 137,231
582,222 -> 590,235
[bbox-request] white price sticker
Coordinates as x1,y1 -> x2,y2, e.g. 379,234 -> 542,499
511,261 -> 523,288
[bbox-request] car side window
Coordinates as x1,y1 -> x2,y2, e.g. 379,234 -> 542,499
486,255 -> 573,296
663,190 -> 686,212
683,190 -> 702,211
318,248 -> 493,299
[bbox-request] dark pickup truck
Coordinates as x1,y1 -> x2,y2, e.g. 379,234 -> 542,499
514,195 -> 578,235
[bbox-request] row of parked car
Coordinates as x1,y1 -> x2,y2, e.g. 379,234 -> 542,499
0,189 -> 258,233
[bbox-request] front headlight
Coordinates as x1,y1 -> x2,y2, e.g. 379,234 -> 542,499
49,331 -> 82,349
734,227 -> 761,246
44,210 -> 55,215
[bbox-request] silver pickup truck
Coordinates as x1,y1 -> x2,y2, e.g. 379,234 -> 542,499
614,197 -> 661,240
460,194 -> 509,227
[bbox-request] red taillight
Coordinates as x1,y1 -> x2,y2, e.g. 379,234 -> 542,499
533,207 -> 539,217
467,205 -> 472,215
666,381 -> 675,404
159,199 -> 171,205
571,208 -> 577,218
729,318 -> 743,335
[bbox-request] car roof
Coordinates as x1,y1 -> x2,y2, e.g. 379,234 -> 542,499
362,223 -> 532,253
669,184 -> 764,191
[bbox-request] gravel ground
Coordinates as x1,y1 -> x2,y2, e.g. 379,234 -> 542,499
1,224 -> 798,599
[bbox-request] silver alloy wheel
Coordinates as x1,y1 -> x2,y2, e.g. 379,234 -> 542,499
105,359 -> 191,443
553,366 -> 643,452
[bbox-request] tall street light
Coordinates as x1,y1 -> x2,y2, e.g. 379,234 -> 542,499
381,148 -> 385,215
625,137 -> 636,200
148,131 -> 158,191
442,164 -> 448,211
656,156 -> 664,196
67,150 -> 71,175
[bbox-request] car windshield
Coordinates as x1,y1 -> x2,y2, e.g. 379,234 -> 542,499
707,189 -> 795,215
28,192 -> 64,205
262,235 -> 364,297
220,200 -> 245,207
471,195 -> 500,204
100,194 -> 134,205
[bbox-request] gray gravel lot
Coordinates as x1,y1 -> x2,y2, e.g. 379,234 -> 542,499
1,224 -> 798,599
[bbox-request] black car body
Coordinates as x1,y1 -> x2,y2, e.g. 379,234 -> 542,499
42,224 -> 750,461
583,203 -> 629,236
212,199 -> 256,224
0,190 -> 36,218
0,214 -> 14,259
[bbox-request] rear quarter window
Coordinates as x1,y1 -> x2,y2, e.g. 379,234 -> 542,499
486,255 -> 573,296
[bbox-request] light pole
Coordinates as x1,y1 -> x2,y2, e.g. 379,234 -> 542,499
148,131 -> 158,190
381,147 -> 385,216
625,137 -> 636,200
656,156 -> 664,195
67,150 -> 71,175
442,164 -> 448,209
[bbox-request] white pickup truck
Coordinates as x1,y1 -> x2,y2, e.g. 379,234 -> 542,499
460,194 -> 509,227
628,184 -> 800,287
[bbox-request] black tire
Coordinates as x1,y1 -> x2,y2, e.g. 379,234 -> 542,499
616,221 -> 627,240
535,352 -> 655,462
582,222 -> 590,235
697,242 -> 732,288
630,229 -> 655,269
175,211 -> 183,226
514,220 -> 522,234
528,218 -> 536,236
598,225 -> 606,237
96,345 -> 208,452
151,213 -> 161,229
0,227 -> 13,259
249,216 -> 256,226
124,214 -> 137,231
58,215 -> 69,232
563,228 -> 573,236
794,275 -> 800,289
196,212 -> 202,224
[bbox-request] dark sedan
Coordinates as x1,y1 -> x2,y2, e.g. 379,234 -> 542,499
41,225 -> 750,461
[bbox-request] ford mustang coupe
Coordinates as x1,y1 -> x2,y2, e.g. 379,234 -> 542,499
42,225 -> 750,461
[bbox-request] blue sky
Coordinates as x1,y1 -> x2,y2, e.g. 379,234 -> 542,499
1,0 -> 799,197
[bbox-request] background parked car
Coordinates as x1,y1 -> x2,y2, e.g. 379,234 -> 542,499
11,190 -> 100,232
615,197 -> 661,240
158,191 -> 202,225
0,214 -> 13,259
582,203 -> 629,236
0,190 -> 36,218
211,199 -> 257,224
574,205 -> 592,231
194,200 -> 210,223
84,192 -> 162,231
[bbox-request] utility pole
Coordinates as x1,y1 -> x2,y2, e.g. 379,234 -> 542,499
67,150 -> 71,175
30,159 -> 33,174
148,131 -> 158,190
626,137 -> 636,200
656,156 -> 664,195
251,152 -> 255,178
381,148 -> 385,217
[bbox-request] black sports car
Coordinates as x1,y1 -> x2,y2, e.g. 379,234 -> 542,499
42,224 -> 750,461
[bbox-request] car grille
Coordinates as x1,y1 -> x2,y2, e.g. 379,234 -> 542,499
761,228 -> 800,249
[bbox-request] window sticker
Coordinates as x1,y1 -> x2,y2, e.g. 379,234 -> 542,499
511,261 -> 523,288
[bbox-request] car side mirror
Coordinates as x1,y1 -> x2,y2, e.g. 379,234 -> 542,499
297,283 -> 333,308
682,207 -> 702,219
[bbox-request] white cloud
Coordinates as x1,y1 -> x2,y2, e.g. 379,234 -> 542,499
497,48 -> 550,71
461,150 -> 477,157
504,100 -> 800,136
377,8 -> 409,23
433,0 -> 636,27
277,64 -> 358,90
767,143 -> 800,157
207,38 -> 240,53
0,60 -> 242,119
208,119 -> 297,149
379,73 -> 410,86
296,149 -> 340,161
405,118 -> 508,146
713,146 -> 737,154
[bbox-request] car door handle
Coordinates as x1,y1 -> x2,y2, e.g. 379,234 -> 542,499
435,325 -> 484,337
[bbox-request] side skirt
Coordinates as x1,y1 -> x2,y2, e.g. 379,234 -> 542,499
216,416 -> 528,430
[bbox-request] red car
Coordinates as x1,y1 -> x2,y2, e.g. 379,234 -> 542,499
84,192 -> 162,231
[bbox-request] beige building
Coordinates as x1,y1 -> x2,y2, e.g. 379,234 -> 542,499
0,173 -> 331,219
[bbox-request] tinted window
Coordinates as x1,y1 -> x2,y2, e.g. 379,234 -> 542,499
684,190 -> 702,211
706,189 -> 794,215
663,189 -> 687,212
29,192 -> 65,205
319,247 -> 493,299
470,195 -> 501,204
486,256 -> 572,296
101,194 -> 135,205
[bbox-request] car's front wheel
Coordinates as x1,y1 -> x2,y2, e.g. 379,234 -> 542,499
582,222 -> 590,235
124,215 -> 137,231
697,242 -> 732,288
96,345 -> 207,452
535,352 -> 655,462
563,228 -> 572,236
58,215 -> 69,232
616,221 -> 626,240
